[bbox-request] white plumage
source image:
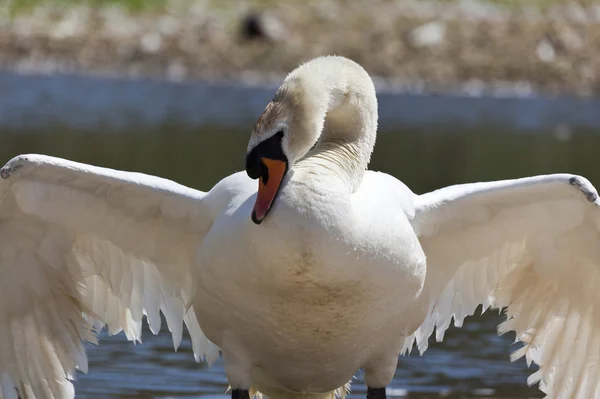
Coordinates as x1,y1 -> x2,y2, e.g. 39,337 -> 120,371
407,175 -> 600,397
0,156 -> 219,398
1,56 -> 599,399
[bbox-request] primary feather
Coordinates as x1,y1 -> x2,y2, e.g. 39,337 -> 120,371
406,174 -> 600,397
0,154 -> 219,398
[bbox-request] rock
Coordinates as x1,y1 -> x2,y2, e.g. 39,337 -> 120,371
408,21 -> 445,49
536,37 -> 556,63
167,60 -> 187,81
565,2 -> 587,22
12,6 -> 55,37
0,2 -> 11,27
50,7 -> 90,40
101,6 -> 141,40
451,0 -> 506,21
158,15 -> 180,36
591,5 -> 600,21
462,79 -> 486,96
556,23 -> 584,51
140,32 -> 163,54
579,62 -> 596,82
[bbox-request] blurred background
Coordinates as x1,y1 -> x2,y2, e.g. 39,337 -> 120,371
2,0 -> 600,398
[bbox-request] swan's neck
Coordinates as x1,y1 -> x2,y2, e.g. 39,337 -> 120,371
284,58 -> 378,192
297,129 -> 373,193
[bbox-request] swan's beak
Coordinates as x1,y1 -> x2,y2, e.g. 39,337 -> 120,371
246,131 -> 288,224
251,158 -> 287,224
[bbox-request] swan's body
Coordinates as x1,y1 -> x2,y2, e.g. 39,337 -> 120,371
1,56 -> 600,399
195,170 -> 426,396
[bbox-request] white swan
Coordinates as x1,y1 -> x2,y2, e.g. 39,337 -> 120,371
1,56 -> 600,399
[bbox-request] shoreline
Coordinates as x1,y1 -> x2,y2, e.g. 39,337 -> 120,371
2,0 -> 600,97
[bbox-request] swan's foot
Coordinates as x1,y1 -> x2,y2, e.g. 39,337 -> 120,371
232,389 -> 250,399
366,387 -> 386,399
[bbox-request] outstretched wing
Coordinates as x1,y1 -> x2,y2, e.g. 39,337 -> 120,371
0,154 -> 220,399
407,174 -> 600,398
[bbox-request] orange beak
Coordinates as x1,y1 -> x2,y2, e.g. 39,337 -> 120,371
252,158 -> 287,224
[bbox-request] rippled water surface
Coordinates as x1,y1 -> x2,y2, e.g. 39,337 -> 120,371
5,127 -> 600,399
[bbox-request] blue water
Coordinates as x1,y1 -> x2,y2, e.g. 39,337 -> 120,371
75,312 -> 541,398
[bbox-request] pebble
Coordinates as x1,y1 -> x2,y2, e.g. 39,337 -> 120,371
140,32 -> 163,54
101,6 -> 141,39
50,7 -> 90,40
158,15 -> 181,36
408,21 -> 446,48
557,23 -> 584,51
167,60 -> 187,82
536,38 -> 556,63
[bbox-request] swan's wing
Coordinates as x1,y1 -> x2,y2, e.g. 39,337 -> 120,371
0,154 -> 220,399
407,174 -> 600,398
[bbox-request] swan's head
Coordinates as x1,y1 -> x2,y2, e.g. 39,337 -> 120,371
245,95 -> 303,225
246,55 -> 376,224
246,67 -> 326,224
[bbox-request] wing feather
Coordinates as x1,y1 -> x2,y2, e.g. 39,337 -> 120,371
408,174 -> 600,398
0,154 -> 220,398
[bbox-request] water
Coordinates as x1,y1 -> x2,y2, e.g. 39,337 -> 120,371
4,127 -> 600,398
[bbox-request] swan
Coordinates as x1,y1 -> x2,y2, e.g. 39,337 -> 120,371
1,55 -> 600,399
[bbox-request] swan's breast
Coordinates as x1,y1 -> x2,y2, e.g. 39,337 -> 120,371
193,178 -> 428,391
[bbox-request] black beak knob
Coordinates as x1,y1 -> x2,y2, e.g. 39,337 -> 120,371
246,149 -> 263,180
245,131 -> 286,180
